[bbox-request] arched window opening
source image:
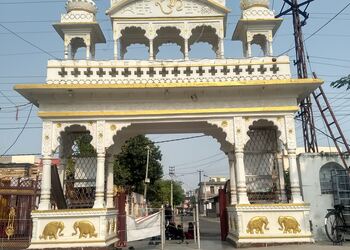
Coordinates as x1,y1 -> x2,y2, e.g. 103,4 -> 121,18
60,125 -> 97,209
250,34 -> 268,57
70,37 -> 86,60
120,27 -> 148,60
189,42 -> 216,59
244,120 -> 284,203
189,25 -> 219,58
319,162 -> 344,194
154,27 -> 184,60
123,44 -> 149,60
156,43 -> 183,60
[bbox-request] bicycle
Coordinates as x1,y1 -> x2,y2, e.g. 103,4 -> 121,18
324,204 -> 350,244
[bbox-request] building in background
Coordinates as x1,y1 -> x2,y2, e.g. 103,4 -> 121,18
198,176 -> 226,215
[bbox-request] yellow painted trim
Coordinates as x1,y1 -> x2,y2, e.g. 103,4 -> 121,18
107,0 -> 230,15
37,106 -> 299,118
31,208 -> 113,213
233,203 -> 310,208
47,60 -> 290,69
31,238 -> 117,244
14,79 -> 323,91
240,18 -> 283,22
239,234 -> 313,239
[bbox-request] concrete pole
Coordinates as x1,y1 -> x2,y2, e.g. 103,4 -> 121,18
196,203 -> 201,249
144,146 -> 150,213
170,179 -> 173,211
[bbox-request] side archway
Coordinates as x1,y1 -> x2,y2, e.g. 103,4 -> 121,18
243,119 -> 286,203
319,162 -> 344,194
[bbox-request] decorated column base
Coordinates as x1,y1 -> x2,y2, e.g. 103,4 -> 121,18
227,203 -> 314,248
29,208 -> 118,249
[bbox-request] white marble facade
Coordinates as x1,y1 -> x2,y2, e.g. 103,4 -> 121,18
14,0 -> 323,248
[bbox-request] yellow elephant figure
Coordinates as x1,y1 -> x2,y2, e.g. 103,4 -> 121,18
246,216 -> 269,234
39,221 -> 64,240
72,220 -> 97,238
278,216 -> 301,234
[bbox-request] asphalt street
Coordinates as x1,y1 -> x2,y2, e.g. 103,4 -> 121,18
127,216 -> 350,250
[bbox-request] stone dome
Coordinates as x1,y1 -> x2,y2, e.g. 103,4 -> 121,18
240,0 -> 270,10
66,0 -> 97,14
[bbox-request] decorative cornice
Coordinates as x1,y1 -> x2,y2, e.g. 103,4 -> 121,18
37,106 -> 299,118
14,78 -> 323,90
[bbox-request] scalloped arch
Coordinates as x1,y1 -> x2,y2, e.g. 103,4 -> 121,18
243,118 -> 286,149
52,123 -> 95,156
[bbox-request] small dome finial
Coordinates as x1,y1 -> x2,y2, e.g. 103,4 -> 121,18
65,0 -> 97,14
240,0 -> 270,10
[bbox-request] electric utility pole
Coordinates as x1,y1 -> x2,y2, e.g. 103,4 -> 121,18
276,0 -> 318,153
197,170 -> 203,214
169,166 -> 175,210
276,0 -> 350,167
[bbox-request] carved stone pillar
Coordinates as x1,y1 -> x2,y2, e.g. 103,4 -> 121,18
114,39 -> 119,60
149,39 -> 154,61
64,42 -> 69,60
38,156 -> 52,210
86,45 -> 91,60
94,152 -> 106,208
235,147 -> 250,204
184,38 -> 189,60
285,115 -> 303,203
228,152 -> 237,205
219,38 -> 225,59
106,156 -> 115,208
288,149 -> 303,203
247,42 -> 252,58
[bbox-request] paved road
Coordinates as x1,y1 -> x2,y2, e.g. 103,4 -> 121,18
127,216 -> 350,250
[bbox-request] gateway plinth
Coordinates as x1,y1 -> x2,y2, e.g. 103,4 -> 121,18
15,0 -> 321,248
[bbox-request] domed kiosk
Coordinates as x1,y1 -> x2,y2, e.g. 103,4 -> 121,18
233,0 -> 282,57
53,0 -> 105,60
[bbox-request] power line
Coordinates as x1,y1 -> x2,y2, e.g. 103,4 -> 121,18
1,104 -> 34,157
0,23 -> 59,59
171,152 -> 223,167
0,90 -> 16,105
154,135 -> 206,144
279,2 -> 350,55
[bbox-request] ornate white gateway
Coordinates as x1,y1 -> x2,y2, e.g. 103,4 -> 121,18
15,0 -> 322,248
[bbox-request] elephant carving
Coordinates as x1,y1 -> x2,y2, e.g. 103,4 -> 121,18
246,216 -> 269,234
39,221 -> 64,240
278,216 -> 301,234
72,220 -> 97,238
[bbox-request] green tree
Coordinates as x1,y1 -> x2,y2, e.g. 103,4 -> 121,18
331,74 -> 350,90
113,135 -> 163,195
148,180 -> 185,208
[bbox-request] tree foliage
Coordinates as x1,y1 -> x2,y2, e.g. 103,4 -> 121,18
113,135 -> 163,195
331,75 -> 350,90
148,180 -> 185,208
